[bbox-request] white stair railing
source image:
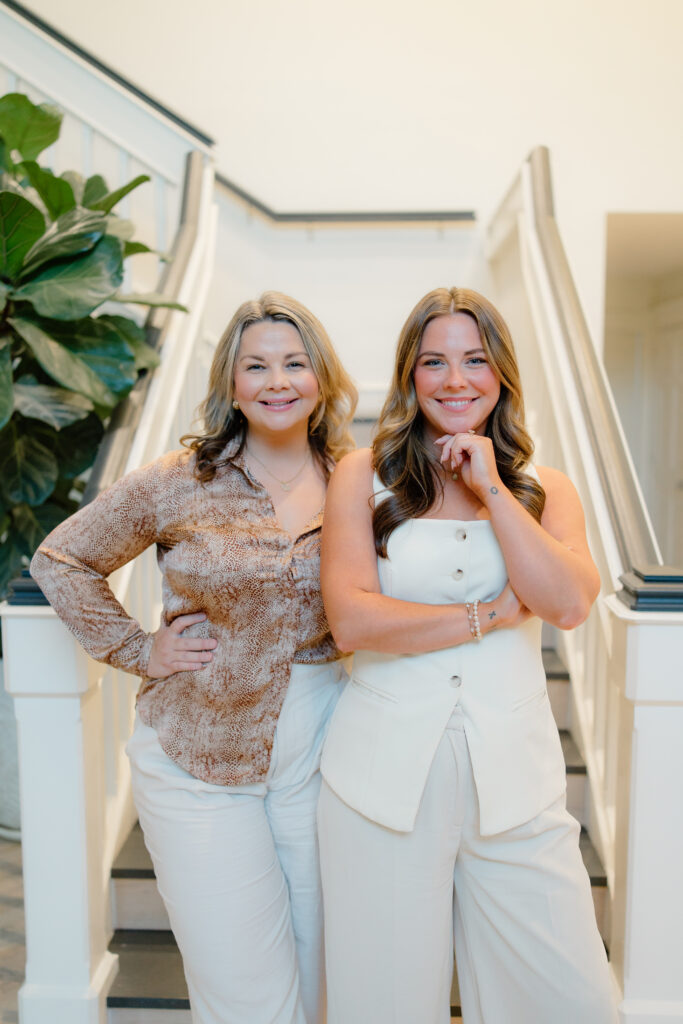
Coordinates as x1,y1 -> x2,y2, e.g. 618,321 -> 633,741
0,9 -> 217,1020
0,153 -> 215,1024
487,148 -> 683,1024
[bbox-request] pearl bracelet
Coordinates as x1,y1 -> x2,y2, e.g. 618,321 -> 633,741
465,599 -> 482,642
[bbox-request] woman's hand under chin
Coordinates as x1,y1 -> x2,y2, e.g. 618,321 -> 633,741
434,431 -> 503,504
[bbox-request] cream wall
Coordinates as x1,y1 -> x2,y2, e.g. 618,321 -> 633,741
15,0 -> 683,352
604,270 -> 683,564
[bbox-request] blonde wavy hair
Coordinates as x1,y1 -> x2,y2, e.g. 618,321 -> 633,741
373,287 -> 545,556
182,292 -> 357,481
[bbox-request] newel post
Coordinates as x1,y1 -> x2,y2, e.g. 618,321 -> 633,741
1,603 -> 117,1024
606,596 -> 683,1024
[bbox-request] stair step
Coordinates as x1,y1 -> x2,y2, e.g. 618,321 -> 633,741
112,826 -> 155,879
581,829 -> 609,942
543,647 -> 570,730
107,931 -> 191,1021
580,828 -> 607,886
560,729 -> 585,773
542,647 -> 570,680
112,825 -> 169,930
109,1012 -> 191,1024
560,729 -> 589,826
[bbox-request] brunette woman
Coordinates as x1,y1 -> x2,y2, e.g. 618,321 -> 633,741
31,292 -> 357,1024
318,287 -> 617,1024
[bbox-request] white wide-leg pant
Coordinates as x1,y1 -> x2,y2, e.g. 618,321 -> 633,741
318,705 -> 618,1024
127,660 -> 344,1024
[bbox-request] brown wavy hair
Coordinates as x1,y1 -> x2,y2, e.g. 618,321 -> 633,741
373,287 -> 545,556
182,292 -> 357,481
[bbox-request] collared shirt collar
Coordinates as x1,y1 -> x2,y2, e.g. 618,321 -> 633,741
218,434 -> 324,538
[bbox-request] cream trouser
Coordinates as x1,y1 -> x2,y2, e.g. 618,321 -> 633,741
318,705 -> 618,1024
127,660 -> 344,1024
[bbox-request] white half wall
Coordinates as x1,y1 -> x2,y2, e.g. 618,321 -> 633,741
205,190 -> 486,406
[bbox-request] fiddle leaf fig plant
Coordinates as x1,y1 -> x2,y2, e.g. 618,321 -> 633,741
0,91 -> 182,598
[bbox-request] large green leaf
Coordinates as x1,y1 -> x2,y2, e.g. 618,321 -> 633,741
18,161 -> 76,220
12,500 -> 66,557
0,280 -> 9,309
105,216 -> 135,240
53,411 -> 103,478
88,174 -> 150,214
0,341 -> 12,429
96,314 -> 160,370
20,206 -> 106,277
60,171 -> 84,205
13,374 -> 93,428
123,240 -> 154,258
12,235 -> 124,320
0,191 -> 45,280
9,316 -> 117,408
82,174 -> 108,208
0,174 -> 48,221
48,476 -> 82,511
0,429 -> 58,506
46,316 -> 137,397
0,94 -> 61,161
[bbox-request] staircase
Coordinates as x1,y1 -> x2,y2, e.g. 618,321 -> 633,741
3,6 -> 683,1017
105,646 -> 608,1022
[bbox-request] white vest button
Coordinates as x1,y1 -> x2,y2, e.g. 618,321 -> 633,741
452,568 -> 464,579
455,528 -> 467,541
450,675 -> 462,688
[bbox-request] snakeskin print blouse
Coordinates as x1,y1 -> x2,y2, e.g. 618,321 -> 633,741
30,438 -> 343,786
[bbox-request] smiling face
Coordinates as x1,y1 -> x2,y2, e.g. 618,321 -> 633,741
413,312 -> 501,442
233,319 -> 320,439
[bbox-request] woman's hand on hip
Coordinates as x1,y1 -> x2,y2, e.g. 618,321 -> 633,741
146,612 -> 217,678
435,431 -> 502,502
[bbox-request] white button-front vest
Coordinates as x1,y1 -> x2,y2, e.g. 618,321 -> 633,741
321,480 -> 566,836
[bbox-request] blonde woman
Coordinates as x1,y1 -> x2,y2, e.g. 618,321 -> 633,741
31,292 -> 357,1024
318,288 -> 616,1024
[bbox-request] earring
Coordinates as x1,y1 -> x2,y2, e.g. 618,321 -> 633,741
232,400 -> 240,411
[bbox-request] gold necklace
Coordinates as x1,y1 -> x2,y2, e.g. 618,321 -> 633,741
246,446 -> 310,491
